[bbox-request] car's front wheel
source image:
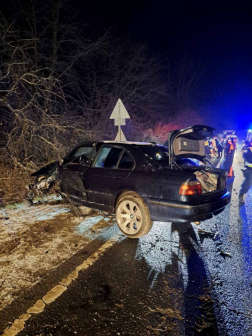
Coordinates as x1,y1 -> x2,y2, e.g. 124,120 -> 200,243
115,192 -> 153,238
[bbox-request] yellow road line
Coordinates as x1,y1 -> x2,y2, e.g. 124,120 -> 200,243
2,232 -> 124,336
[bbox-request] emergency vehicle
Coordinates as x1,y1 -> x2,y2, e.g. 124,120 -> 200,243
223,130 -> 236,137
246,130 -> 252,142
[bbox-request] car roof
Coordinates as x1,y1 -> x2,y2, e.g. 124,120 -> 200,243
101,141 -> 155,146
65,140 -> 157,159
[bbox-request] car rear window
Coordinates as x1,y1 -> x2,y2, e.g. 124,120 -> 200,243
94,146 -> 123,168
118,151 -> 135,170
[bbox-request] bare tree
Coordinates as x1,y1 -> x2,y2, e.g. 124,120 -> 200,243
0,0 -> 108,169
0,0 -> 202,173
139,58 -> 204,144
165,57 -> 203,114
68,39 -> 167,141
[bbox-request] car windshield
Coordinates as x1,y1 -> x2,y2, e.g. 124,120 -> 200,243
138,145 -> 170,166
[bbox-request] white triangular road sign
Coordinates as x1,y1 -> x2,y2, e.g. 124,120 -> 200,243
115,129 -> 127,141
110,99 -> 130,119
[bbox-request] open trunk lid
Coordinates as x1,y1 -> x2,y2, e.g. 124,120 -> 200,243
168,125 -> 214,162
168,125 -> 228,195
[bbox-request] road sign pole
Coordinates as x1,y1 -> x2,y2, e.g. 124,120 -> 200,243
118,101 -> 121,141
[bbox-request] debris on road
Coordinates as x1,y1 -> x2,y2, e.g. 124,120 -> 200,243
219,250 -> 232,258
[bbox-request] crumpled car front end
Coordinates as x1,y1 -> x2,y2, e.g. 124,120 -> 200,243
28,161 -> 60,203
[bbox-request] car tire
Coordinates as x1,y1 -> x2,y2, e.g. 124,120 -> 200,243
115,192 -> 153,238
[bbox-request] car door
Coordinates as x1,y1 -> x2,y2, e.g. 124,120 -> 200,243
84,145 -> 135,208
58,144 -> 97,202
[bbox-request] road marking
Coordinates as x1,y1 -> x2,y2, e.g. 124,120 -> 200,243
216,156 -> 224,169
27,300 -> 45,314
2,232 -> 124,336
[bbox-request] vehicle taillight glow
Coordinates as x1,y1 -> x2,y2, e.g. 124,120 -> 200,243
179,181 -> 202,195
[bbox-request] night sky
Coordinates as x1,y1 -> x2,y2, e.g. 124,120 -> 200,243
2,0 -> 252,136
90,0 -> 252,136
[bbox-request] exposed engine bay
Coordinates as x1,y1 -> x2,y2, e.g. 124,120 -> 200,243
194,170 -> 218,193
27,165 -> 59,203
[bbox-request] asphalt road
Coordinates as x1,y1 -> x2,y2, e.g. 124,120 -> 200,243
1,155 -> 252,336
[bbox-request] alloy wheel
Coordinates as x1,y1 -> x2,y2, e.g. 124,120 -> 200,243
116,200 -> 143,235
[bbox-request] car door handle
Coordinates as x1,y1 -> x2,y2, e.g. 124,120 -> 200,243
113,176 -> 123,180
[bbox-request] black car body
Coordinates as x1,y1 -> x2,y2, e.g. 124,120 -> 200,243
31,125 -> 231,237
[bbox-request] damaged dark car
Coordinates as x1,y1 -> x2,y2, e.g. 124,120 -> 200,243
30,125 -> 231,238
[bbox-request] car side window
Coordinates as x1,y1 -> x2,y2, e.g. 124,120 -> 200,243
69,147 -> 93,165
94,146 -> 123,168
118,151 -> 135,170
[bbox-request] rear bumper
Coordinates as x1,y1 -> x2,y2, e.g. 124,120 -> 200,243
147,191 -> 231,223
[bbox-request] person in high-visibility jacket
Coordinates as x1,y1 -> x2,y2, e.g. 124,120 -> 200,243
241,141 -> 251,153
239,143 -> 252,203
224,137 -> 236,173
205,139 -> 211,158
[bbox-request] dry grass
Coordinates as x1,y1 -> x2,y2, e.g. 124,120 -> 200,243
0,163 -> 30,206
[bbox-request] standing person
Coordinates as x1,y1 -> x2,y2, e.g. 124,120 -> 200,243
219,138 -> 225,158
205,138 -> 211,158
224,136 -> 229,157
224,136 -> 235,173
209,138 -> 214,157
239,142 -> 252,204
233,136 -> 238,151
211,138 -> 218,157
216,138 -> 223,158
205,138 -> 209,157
221,138 -> 225,150
241,141 -> 250,153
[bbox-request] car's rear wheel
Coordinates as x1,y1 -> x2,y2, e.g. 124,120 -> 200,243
116,192 -> 153,238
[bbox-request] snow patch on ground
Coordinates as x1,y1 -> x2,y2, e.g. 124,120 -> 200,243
75,215 -> 117,241
75,216 -> 105,235
0,198 -> 115,311
36,207 -> 70,221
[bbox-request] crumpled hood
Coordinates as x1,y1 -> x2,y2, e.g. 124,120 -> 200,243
31,160 -> 59,177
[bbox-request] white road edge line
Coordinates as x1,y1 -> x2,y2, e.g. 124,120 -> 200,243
216,156 -> 224,169
2,232 -> 125,336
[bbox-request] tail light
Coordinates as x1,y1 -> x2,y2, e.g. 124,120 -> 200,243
179,181 -> 202,196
